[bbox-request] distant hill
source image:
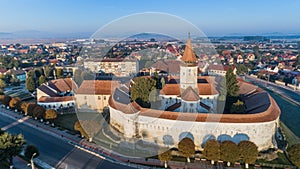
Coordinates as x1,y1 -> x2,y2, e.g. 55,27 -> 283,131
0,30 -> 92,39
126,33 -> 178,41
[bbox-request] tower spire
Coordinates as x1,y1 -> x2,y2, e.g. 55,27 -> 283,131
181,33 -> 197,63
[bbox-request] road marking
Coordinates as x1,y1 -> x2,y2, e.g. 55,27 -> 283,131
1,116 -> 29,131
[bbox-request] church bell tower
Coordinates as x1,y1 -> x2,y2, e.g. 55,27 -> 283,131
180,33 -> 198,94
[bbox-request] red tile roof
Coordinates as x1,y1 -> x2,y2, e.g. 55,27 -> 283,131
76,80 -> 120,95
38,96 -> 74,102
47,78 -> 77,93
181,34 -> 197,63
109,84 -> 281,123
160,80 -> 218,96
181,87 -> 200,101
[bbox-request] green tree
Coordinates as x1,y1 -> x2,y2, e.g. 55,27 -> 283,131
203,139 -> 220,164
158,148 -> 173,168
39,75 -> 46,86
10,77 -> 20,86
231,99 -> 245,114
253,46 -> 261,61
55,68 -> 64,79
160,77 -> 165,88
178,138 -> 195,163
236,64 -> 248,75
225,67 -> 239,97
130,77 -> 156,108
44,65 -> 53,79
220,141 -> 239,166
0,79 -> 6,94
26,76 -> 36,92
27,70 -> 35,78
24,144 -> 39,160
238,141 -> 258,168
287,143 -> 300,168
225,66 -> 240,112
0,132 -> 26,167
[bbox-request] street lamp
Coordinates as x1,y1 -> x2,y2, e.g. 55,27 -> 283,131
31,153 -> 37,169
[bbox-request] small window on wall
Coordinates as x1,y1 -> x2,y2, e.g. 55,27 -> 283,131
104,96 -> 107,100
84,96 -> 87,100
98,96 -> 101,100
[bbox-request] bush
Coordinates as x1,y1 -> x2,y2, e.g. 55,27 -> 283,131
26,103 -> 37,116
24,144 -> 39,159
231,99 -> 245,114
9,97 -> 21,109
32,105 -> 46,119
3,95 -> 12,107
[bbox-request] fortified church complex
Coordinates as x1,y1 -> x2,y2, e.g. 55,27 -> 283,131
37,34 -> 281,151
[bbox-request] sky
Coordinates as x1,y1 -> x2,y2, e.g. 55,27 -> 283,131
1,0 -> 300,36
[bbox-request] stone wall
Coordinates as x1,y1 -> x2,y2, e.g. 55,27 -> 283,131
109,104 -> 279,151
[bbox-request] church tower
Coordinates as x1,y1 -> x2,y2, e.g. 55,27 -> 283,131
180,33 -> 198,94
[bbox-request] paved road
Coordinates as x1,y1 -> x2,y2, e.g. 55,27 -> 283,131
0,112 -> 135,169
246,76 -> 300,105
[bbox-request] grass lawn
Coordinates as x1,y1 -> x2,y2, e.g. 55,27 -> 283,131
280,122 -> 300,146
54,112 -> 103,131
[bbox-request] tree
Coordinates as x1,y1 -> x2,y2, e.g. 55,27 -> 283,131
32,105 -> 46,120
178,138 -> 195,163
15,100 -> 25,112
293,54 -> 300,67
225,67 -> 239,97
287,143 -> 300,168
27,70 -> 35,78
25,103 -> 37,116
0,79 -> 6,94
253,46 -> 261,61
238,141 -> 258,168
79,120 -> 101,142
0,132 -> 26,167
158,148 -> 173,168
39,75 -> 46,86
34,68 -> 43,78
9,97 -> 21,110
73,69 -> 83,85
26,76 -> 36,92
236,64 -> 248,75
225,67 -> 240,112
20,102 -> 28,113
55,68 -> 64,79
231,99 -> 245,114
203,139 -> 220,164
74,120 -> 88,138
3,95 -> 12,107
44,109 -> 57,125
220,141 -> 239,166
44,65 -> 53,79
10,77 -> 20,86
24,144 -> 39,160
130,77 -> 156,108
161,77 -> 165,88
